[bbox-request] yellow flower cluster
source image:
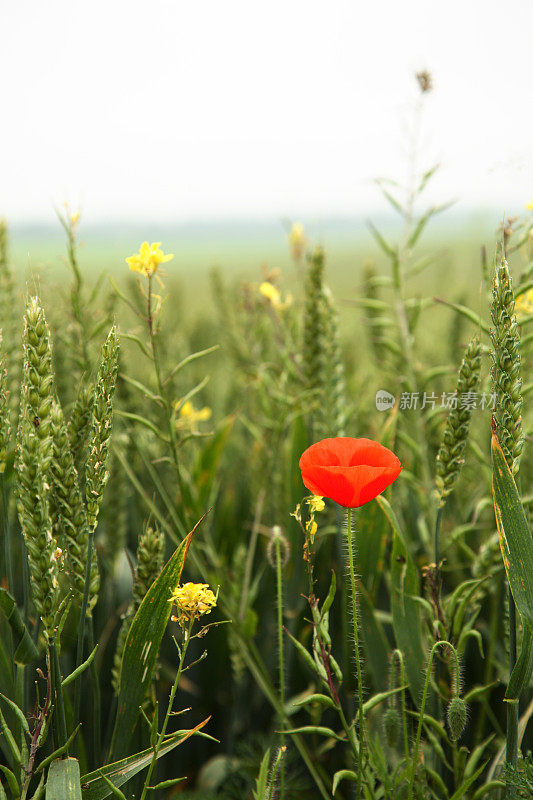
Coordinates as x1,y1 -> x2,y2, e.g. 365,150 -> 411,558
175,399 -> 212,432
126,242 -> 174,277
307,495 -> 325,513
170,582 -> 217,627
515,288 -> 533,319
259,281 -> 293,312
305,495 -> 325,544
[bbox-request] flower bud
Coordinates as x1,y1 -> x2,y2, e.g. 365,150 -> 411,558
266,525 -> 290,568
447,696 -> 467,742
383,707 -> 401,748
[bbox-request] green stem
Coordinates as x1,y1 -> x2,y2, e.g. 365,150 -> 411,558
49,636 -> 68,750
275,536 -> 285,800
74,526 -> 95,728
88,616 -> 101,768
139,620 -> 193,800
407,640 -> 460,800
345,507 -> 365,799
146,276 -> 185,507
434,505 -> 444,778
434,505 -> 443,575
65,223 -> 90,374
392,650 -> 410,766
506,584 -> 518,800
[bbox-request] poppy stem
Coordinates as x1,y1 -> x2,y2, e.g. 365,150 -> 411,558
274,534 -> 286,800
345,507 -> 365,799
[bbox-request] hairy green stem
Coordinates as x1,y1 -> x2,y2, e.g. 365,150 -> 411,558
274,535 -> 286,800
392,649 -> 410,767
345,507 -> 365,799
407,640 -> 460,800
146,276 -> 185,508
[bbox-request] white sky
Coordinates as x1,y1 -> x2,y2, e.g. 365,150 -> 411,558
2,0 -> 532,224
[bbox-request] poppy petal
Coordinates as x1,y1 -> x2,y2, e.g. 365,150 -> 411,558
299,437 -> 401,508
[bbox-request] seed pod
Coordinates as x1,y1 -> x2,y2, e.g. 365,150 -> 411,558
447,696 -> 467,742
384,706 -> 401,748
266,525 -> 290,569
435,337 -> 481,506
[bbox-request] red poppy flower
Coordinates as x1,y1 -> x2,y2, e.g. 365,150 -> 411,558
299,437 -> 402,508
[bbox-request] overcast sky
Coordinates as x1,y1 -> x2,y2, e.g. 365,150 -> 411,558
2,0 -> 532,225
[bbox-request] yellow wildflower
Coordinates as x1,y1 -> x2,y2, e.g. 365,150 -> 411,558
305,517 -> 318,544
526,199 -> 533,211
126,241 -> 174,278
70,210 -> 80,226
170,582 -> 217,627
260,281 -> 281,306
288,222 -> 306,259
307,495 -> 325,513
515,288 -> 533,319
175,399 -> 212,432
259,281 -> 293,312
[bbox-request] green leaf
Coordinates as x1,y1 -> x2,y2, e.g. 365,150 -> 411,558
191,415 -> 235,507
46,758 -> 82,800
506,621 -> 533,701
114,410 -> 169,442
492,434 -> 533,626
357,580 -> 390,691
0,589 -> 39,664
82,720 -> 209,800
332,769 -> 357,795
449,762 -> 487,799
377,496 -> 426,706
119,373 -> 162,403
434,298 -> 490,334
109,520 -> 198,759
408,202 -> 453,249
94,772 -> 127,800
253,748 -> 271,800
